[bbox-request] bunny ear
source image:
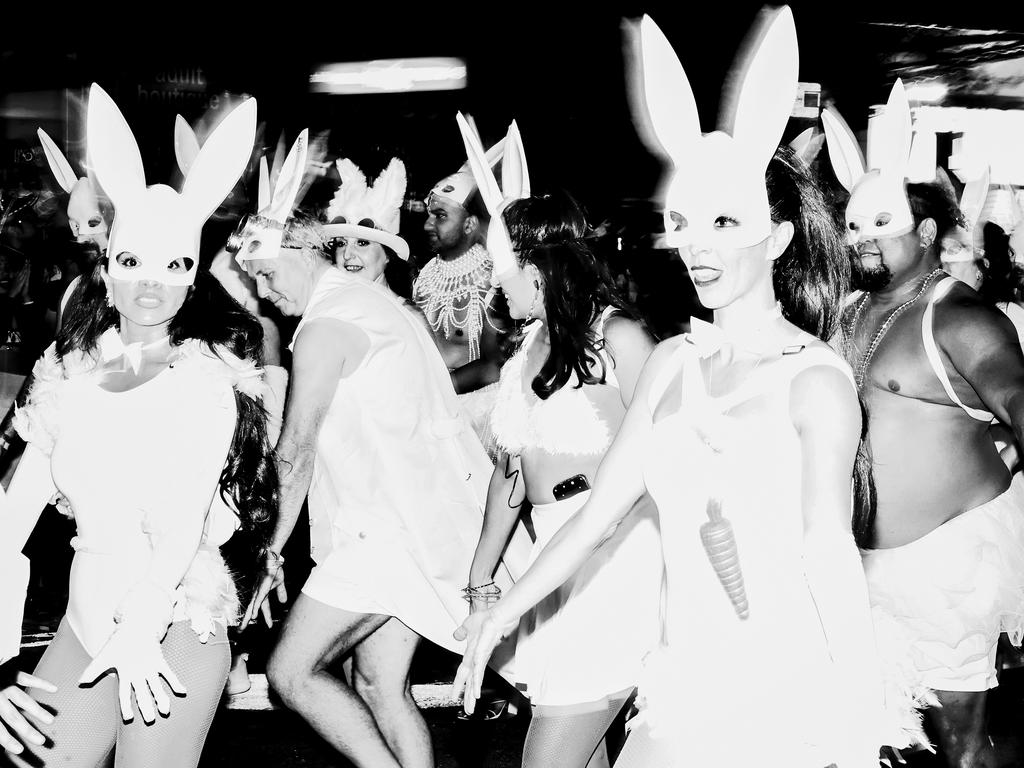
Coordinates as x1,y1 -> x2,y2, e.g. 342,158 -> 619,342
821,106 -> 865,192
269,130 -> 287,195
181,98 -> 257,224
868,79 -> 912,178
174,115 -> 201,177
366,157 -> 407,225
906,128 -> 937,183
86,83 -> 148,207
257,156 -> 271,212
960,165 -> 990,230
638,15 -> 701,163
501,120 -> 530,202
36,129 -> 78,194
456,112 -> 502,213
725,5 -> 799,169
266,130 -> 308,224
294,129 -> 330,211
788,126 -> 824,167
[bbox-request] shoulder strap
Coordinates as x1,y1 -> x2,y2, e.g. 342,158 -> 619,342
921,277 -> 994,421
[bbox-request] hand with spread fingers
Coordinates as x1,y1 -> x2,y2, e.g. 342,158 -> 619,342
451,608 -> 511,716
77,626 -> 186,724
0,661 -> 56,756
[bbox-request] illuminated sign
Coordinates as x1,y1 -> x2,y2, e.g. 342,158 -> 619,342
310,58 -> 468,94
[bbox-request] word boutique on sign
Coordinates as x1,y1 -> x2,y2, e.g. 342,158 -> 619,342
136,68 -> 223,110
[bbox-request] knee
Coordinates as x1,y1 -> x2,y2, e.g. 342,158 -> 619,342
267,646 -> 312,707
352,667 -> 410,709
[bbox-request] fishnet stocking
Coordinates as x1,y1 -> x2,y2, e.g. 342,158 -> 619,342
521,690 -> 631,768
24,618 -> 229,768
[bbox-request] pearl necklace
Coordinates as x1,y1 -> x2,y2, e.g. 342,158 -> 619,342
414,244 -> 494,361
848,268 -> 944,389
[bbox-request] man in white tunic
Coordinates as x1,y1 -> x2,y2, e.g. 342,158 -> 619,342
239,211 -> 524,767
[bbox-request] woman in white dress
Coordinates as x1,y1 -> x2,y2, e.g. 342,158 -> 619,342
454,10 -> 888,767
0,85 -> 277,767
467,190 -> 663,768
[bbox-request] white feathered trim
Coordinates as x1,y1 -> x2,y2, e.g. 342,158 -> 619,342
174,339 -> 270,403
327,158 -> 369,222
365,158 -> 407,233
14,344 -> 68,455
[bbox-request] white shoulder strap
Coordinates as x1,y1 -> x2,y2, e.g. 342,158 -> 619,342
921,277 -> 994,422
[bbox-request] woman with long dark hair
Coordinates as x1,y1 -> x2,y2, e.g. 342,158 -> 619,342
465,189 -> 663,768
455,11 -> 887,767
0,85 -> 276,767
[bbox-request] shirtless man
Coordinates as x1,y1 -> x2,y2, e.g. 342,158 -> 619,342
841,178 -> 1024,768
414,160 -> 508,454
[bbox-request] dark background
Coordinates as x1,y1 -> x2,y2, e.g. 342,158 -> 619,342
2,1 -> 1022,220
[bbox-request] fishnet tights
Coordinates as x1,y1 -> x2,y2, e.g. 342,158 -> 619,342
521,690 -> 632,768
15,618 -> 229,768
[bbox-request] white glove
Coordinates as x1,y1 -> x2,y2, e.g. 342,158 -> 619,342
78,580 -> 185,723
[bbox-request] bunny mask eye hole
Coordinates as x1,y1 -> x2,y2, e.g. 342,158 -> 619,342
668,211 -> 687,232
115,252 -> 139,269
167,258 -> 195,274
874,212 -> 892,228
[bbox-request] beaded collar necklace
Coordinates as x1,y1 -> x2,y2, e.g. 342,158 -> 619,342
848,267 -> 944,389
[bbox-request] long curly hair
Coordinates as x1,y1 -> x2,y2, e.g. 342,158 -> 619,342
503,191 -> 640,400
978,221 -> 1024,306
767,146 -> 875,546
57,259 -> 278,537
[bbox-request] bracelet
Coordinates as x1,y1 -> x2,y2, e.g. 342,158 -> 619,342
263,548 -> 286,571
461,582 -> 502,603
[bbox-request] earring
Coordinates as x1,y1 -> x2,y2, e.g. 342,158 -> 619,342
105,289 -> 114,308
525,281 -> 542,321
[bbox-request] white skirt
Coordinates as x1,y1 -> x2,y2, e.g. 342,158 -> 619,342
513,491 -> 663,706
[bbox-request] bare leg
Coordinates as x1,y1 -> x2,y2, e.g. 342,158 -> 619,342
352,618 -> 433,768
266,594 -> 397,767
927,689 -> 998,768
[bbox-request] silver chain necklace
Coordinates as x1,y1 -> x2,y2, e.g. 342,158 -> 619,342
848,268 -> 944,389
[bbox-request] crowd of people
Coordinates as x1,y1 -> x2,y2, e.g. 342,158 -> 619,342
0,5 -> 1023,768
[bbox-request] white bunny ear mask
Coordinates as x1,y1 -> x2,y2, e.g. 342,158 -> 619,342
37,128 -> 108,243
823,79 -> 915,245
456,114 -> 530,278
640,7 -> 799,253
229,130 -> 308,267
788,126 -> 824,168
323,157 -> 410,261
173,115 -> 202,178
430,126 -> 507,208
88,83 -> 256,286
940,165 -> 991,263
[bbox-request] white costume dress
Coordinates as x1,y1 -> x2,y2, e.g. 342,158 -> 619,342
296,268 -> 529,663
489,314 -> 663,706
1,336 -> 254,659
626,335 -> 869,767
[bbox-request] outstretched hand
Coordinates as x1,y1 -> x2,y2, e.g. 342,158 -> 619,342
0,662 -> 55,756
451,609 -> 508,716
78,629 -> 186,723
241,566 -> 288,629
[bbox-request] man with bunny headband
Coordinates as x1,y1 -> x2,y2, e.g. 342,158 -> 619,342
825,81 -> 1024,767
236,143 -> 524,766
415,133 -> 512,457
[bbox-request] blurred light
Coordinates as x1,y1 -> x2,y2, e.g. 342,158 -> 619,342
310,58 -> 467,94
904,82 -> 948,103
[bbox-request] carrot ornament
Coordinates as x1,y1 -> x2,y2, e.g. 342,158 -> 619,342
701,495 -> 749,620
